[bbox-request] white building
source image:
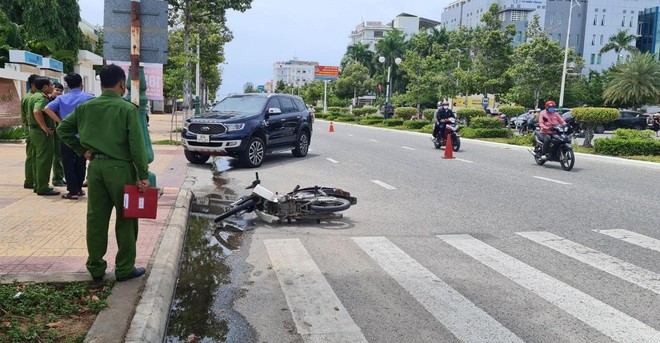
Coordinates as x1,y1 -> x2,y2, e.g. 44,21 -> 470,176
440,0 -> 657,73
272,58 -> 318,88
349,13 -> 441,50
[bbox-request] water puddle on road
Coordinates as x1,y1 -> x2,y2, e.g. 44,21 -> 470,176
164,161 -> 257,342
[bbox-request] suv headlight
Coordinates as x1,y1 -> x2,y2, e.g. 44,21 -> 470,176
225,123 -> 245,131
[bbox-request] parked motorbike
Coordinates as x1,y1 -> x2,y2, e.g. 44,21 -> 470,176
528,125 -> 575,171
214,173 -> 357,225
433,117 -> 461,151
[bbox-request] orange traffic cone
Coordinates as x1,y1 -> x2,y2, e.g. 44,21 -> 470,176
442,132 -> 455,159
329,121 -> 335,133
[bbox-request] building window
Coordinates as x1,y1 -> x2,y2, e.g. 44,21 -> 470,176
510,10 -> 527,22
576,34 -> 580,45
597,54 -> 602,65
600,35 -> 604,44
592,34 -> 596,45
622,16 -> 626,27
601,15 -> 605,26
593,15 -> 598,25
630,17 -> 633,27
590,54 -> 595,64
374,31 -> 383,38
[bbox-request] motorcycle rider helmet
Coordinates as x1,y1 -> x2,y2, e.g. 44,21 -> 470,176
437,101 -> 443,108
545,100 -> 557,113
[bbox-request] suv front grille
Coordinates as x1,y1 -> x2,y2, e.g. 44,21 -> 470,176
188,123 -> 227,135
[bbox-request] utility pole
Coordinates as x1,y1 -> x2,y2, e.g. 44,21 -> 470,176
559,0 -> 580,110
130,0 -> 140,107
195,39 -> 200,116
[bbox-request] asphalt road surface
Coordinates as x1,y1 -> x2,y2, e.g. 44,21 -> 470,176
203,121 -> 660,343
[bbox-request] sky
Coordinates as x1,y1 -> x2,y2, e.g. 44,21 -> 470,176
79,0 -> 453,99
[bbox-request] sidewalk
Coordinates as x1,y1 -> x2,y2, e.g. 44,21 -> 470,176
0,113 -> 193,342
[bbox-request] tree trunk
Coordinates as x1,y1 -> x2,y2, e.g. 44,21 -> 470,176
583,125 -> 595,148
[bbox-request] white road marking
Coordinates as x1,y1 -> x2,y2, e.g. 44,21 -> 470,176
597,229 -> 660,253
371,180 -> 396,190
369,139 -> 378,142
518,231 -> 660,295
347,134 -> 354,137
438,234 -> 660,342
264,239 -> 368,343
326,158 -> 339,164
455,158 -> 474,163
401,146 -> 415,150
353,237 -> 523,343
533,176 -> 571,185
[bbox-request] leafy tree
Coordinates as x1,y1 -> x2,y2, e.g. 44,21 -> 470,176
469,3 -> 515,96
398,50 -> 439,115
243,82 -> 256,93
163,28 -> 193,101
603,52 -> 660,108
564,71 -> 606,107
274,80 -> 286,93
300,80 -> 325,105
600,30 -> 639,62
333,62 -> 374,101
375,30 -> 408,95
341,43 -> 375,74
571,107 -> 619,147
0,8 -> 24,67
168,0 -> 252,108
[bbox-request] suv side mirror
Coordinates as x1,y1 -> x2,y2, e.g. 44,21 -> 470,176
268,108 -> 282,115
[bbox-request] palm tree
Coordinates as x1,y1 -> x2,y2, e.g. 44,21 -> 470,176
340,43 -> 375,74
600,30 -> 639,62
603,52 -> 660,108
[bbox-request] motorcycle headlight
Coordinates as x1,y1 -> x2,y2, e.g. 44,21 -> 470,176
225,123 -> 245,131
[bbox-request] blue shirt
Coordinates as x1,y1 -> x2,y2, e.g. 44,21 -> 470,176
46,89 -> 95,119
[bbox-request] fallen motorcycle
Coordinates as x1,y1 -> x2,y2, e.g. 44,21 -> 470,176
214,173 -> 357,224
529,125 -> 575,171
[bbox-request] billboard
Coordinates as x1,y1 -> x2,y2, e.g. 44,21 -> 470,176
314,66 -> 339,80
107,61 -> 164,101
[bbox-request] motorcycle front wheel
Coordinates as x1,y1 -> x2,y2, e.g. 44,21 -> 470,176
560,147 -> 575,171
309,197 -> 351,213
214,199 -> 256,222
533,144 -> 546,165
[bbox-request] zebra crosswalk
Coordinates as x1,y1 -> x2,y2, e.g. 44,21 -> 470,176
263,230 -> 660,342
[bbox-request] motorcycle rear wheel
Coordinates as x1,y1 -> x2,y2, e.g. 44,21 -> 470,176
560,147 -> 575,171
215,199 -> 256,222
309,197 -> 351,213
452,136 -> 460,152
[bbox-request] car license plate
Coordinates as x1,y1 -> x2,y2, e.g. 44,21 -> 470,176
197,134 -> 210,143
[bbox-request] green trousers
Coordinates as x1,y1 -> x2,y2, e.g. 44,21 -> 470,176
52,132 -> 64,183
29,129 -> 54,194
24,134 -> 34,186
85,159 -> 139,279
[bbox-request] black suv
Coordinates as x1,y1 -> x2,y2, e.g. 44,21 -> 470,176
181,93 -> 313,167
594,110 -> 649,133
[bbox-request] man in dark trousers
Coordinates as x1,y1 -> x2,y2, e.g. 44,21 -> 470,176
50,82 -> 65,187
45,73 -> 95,199
28,77 -> 61,196
58,64 -> 150,283
432,101 -> 455,142
20,74 -> 40,189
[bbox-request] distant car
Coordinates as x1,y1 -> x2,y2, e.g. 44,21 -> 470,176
594,110 -> 649,133
181,93 -> 313,168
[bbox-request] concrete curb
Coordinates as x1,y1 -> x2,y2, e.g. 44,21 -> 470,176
123,187 -> 193,343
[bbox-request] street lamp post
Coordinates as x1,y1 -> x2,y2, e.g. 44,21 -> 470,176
559,0 -> 580,110
378,56 -> 401,118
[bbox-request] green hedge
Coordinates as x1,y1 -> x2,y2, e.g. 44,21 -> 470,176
572,107 -> 619,125
0,126 -> 27,140
419,124 -> 434,134
314,106 -> 323,114
324,115 -> 336,121
498,105 -> 526,117
594,138 -> 660,156
366,114 -> 384,119
328,106 -> 351,114
422,109 -> 435,122
359,118 -> 384,125
353,106 -> 378,116
460,127 -> 511,138
394,107 -> 418,119
457,108 -> 486,125
613,128 -> 654,140
336,115 -> 357,122
506,134 -> 534,146
470,117 -> 505,129
383,118 -> 405,127
403,120 -> 429,129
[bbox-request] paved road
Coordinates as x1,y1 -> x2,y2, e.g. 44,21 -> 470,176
208,121 -> 660,343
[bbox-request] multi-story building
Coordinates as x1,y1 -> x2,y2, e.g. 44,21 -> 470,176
637,7 -> 660,61
440,0 -> 657,73
272,58 -> 319,88
349,13 -> 441,50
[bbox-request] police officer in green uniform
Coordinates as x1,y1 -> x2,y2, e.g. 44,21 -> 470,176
20,74 -> 40,189
58,64 -> 150,282
50,82 -> 65,186
28,77 -> 61,196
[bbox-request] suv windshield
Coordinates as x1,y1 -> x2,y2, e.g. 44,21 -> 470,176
211,96 -> 267,115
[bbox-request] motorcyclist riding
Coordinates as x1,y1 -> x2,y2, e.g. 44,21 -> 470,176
432,101 -> 455,142
539,100 -> 566,161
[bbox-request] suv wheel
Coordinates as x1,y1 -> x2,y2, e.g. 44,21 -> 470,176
239,136 -> 265,168
594,125 -> 605,134
184,150 -> 210,164
292,129 -> 310,157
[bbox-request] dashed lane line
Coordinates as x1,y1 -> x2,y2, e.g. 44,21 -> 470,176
371,180 -> 396,190
533,176 -> 571,185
